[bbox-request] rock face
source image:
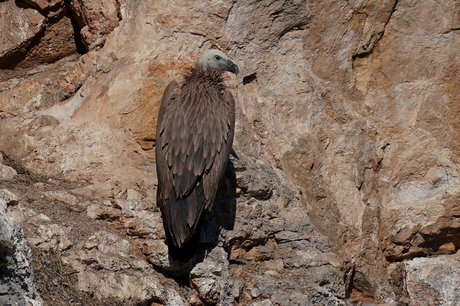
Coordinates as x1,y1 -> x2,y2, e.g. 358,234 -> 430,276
1,0 -> 460,305
0,189 -> 42,306
0,0 -> 120,68
0,0 -> 45,68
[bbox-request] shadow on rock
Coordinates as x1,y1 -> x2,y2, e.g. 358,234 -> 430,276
164,159 -> 237,277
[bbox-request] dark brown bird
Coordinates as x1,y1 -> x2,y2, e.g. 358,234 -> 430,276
156,49 -> 238,258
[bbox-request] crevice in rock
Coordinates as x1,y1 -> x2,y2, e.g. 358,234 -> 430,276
352,49 -> 372,61
419,231 -> 460,254
386,219 -> 460,262
387,0 -> 400,29
344,265 -> 355,299
243,73 -> 257,85
386,250 -> 426,262
442,27 -> 460,34
0,110 -> 18,118
0,240 -> 13,273
385,243 -> 460,262
13,0 -> 34,9
388,263 -> 409,306
65,0 -> 86,55
114,0 -> 123,22
278,20 -> 310,39
346,269 -> 375,304
224,0 -> 235,24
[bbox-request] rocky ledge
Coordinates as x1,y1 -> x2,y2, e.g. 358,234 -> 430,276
1,0 -> 460,305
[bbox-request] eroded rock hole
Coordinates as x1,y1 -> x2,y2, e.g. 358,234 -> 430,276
243,73 -> 257,85
66,2 -> 86,55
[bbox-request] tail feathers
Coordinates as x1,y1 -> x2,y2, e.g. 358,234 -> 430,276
167,229 -> 200,262
162,181 -> 207,261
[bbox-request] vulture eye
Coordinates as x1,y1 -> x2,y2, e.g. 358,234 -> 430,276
215,55 -> 221,60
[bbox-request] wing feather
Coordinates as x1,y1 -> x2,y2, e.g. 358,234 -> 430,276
203,91 -> 235,208
156,80 -> 180,203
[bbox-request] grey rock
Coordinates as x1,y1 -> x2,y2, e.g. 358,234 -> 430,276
0,164 -> 17,180
249,299 -> 273,306
190,247 -> 235,305
0,189 -> 42,306
404,255 -> 460,305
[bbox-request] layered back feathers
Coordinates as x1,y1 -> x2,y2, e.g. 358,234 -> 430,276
156,64 -> 235,251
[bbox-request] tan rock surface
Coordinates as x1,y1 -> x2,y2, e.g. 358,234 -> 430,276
23,0 -> 64,11
1,0 -> 460,305
0,0 -> 45,67
19,15 -> 78,67
70,0 -> 121,51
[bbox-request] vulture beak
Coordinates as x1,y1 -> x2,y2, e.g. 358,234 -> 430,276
226,60 -> 239,75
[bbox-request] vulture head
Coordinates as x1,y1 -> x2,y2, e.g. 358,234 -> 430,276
198,49 -> 239,74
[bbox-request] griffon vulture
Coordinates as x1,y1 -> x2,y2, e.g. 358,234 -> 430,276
156,49 -> 238,257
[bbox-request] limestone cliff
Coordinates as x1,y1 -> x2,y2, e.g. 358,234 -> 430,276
1,0 -> 460,305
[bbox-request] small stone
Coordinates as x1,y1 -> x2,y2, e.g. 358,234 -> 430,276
70,200 -> 91,212
250,285 -> 261,298
86,203 -> 121,220
44,190 -> 78,205
0,165 -> 17,180
189,292 -> 204,306
71,187 -> 94,198
0,189 -> 19,206
190,277 -> 221,305
232,280 -> 243,300
33,182 -> 46,189
127,188 -> 143,200
95,189 -> 114,198
438,242 -> 456,254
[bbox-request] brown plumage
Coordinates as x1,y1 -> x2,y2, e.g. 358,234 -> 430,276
156,50 -> 238,255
